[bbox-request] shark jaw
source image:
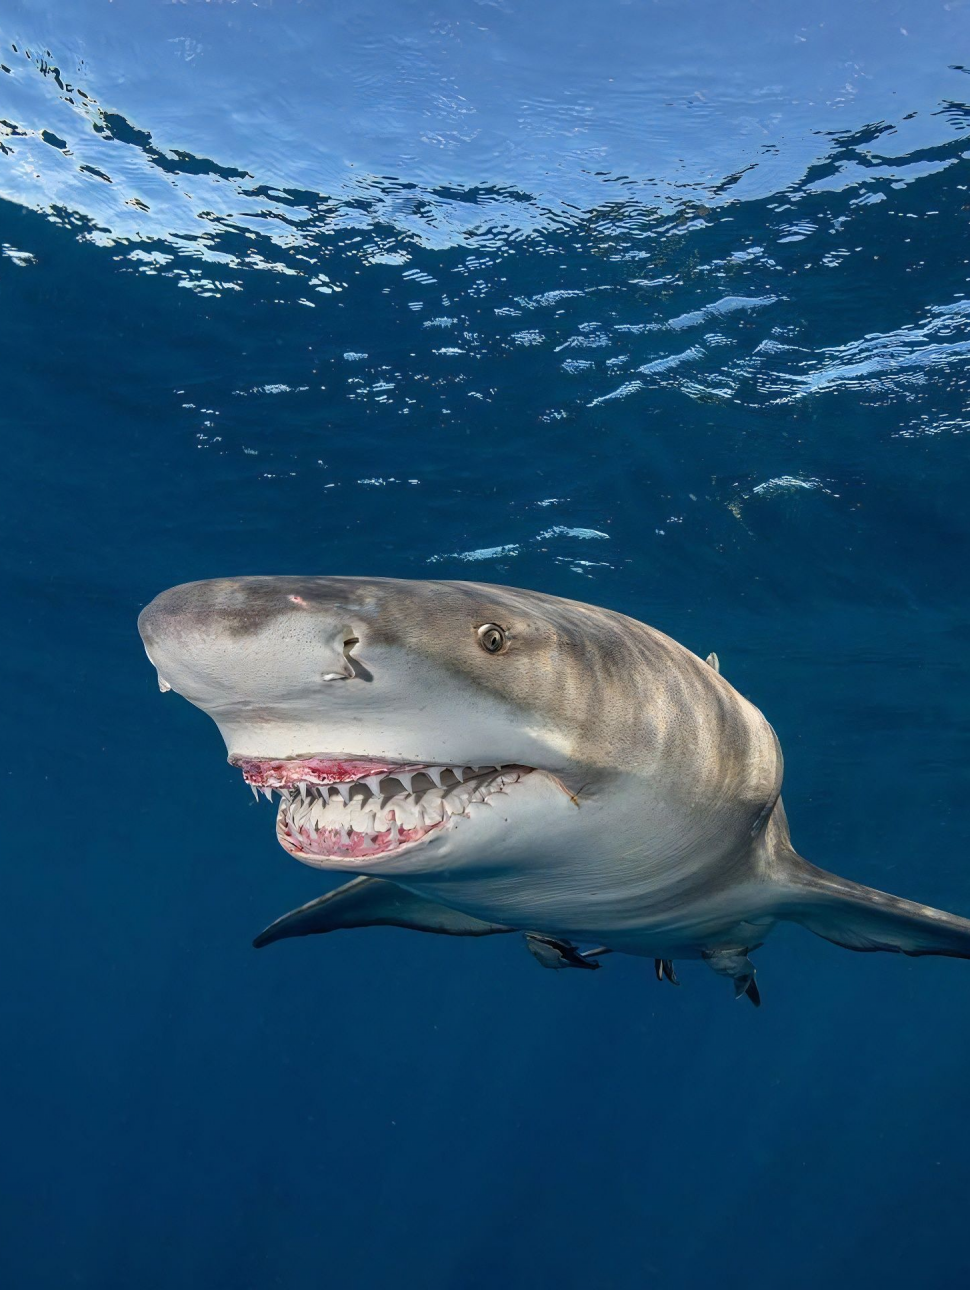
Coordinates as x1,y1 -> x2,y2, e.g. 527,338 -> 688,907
231,754 -> 534,868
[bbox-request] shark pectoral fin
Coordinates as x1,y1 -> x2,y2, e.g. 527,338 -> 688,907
253,876 -> 515,949
778,858 -> 970,961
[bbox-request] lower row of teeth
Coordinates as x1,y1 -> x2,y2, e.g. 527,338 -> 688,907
262,770 -> 519,853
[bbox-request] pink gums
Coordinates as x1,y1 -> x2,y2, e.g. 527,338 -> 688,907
232,756 -> 428,786
277,813 -> 444,861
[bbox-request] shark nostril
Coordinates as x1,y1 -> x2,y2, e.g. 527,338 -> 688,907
322,629 -> 370,682
342,628 -> 374,683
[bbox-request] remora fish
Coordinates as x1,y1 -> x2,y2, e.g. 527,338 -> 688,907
138,575 -> 970,1006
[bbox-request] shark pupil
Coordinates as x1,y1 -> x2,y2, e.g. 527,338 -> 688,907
477,623 -> 507,654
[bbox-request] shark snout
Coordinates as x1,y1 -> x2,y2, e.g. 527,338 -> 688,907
137,577 -> 376,705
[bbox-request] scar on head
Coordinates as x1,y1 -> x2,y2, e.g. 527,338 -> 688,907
288,595 -> 307,606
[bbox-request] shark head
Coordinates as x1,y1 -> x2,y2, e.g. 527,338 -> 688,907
137,575 -> 654,883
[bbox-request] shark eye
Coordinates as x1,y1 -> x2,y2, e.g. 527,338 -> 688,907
477,623 -> 508,655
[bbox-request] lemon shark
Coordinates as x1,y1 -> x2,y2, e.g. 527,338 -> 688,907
138,575 -> 970,1006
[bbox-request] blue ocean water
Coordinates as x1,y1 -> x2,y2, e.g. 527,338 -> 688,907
3,2 -> 970,1286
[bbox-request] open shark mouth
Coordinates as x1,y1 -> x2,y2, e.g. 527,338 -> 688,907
231,755 -> 532,865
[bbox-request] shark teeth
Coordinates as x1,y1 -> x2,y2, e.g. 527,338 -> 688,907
259,762 -> 530,861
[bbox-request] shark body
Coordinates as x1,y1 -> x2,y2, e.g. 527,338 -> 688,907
138,575 -> 970,1004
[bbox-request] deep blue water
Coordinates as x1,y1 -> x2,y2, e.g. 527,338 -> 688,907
3,2 -> 970,1287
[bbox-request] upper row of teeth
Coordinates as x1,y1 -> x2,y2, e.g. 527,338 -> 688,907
249,765 -> 504,804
